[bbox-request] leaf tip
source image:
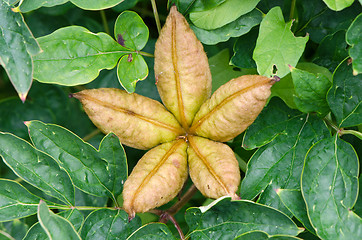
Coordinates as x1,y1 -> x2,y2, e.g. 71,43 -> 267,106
19,92 -> 28,103
275,188 -> 282,195
352,69 -> 358,76
11,7 -> 21,12
288,64 -> 295,71
23,121 -> 31,127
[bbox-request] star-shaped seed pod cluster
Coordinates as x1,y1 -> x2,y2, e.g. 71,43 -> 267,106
73,6 -> 278,218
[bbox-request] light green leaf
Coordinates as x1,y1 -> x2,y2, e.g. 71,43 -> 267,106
189,0 -> 260,30
0,219 -> 29,240
190,9 -> 262,45
346,13 -> 362,75
0,0 -> 41,101
0,179 -> 41,222
253,7 -> 308,78
27,121 -> 127,201
327,58 -> 362,127
322,0 -> 354,11
19,0 -> 68,12
127,223 -> 176,239
70,0 -> 125,10
301,136 -> 362,240
38,201 -> 81,240
0,132 -> 75,206
235,230 -> 302,239
186,197 -> 302,238
230,27 -> 258,68
81,209 -> 141,240
117,53 -> 148,93
33,26 -> 129,86
114,11 -> 149,50
189,0 -> 226,12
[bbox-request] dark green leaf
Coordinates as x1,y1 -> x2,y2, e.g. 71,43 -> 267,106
301,136 -> 361,239
190,9 -> 262,45
190,0 -> 226,12
322,0 -> 354,11
327,59 -> 362,127
70,0 -> 125,10
186,197 -> 302,238
0,132 -> 75,206
80,209 -> 141,240
1,219 -> 29,240
117,53 -> 148,93
19,0 -> 68,12
33,26 -> 129,86
230,27 -> 258,68
346,13 -> 362,75
0,0 -> 41,101
235,230 -> 302,239
114,11 -> 149,50
112,0 -> 141,12
0,179 -> 40,222
38,201 -> 81,240
253,7 -> 308,78
27,121 -> 127,201
127,223 -> 176,239
189,0 -> 260,30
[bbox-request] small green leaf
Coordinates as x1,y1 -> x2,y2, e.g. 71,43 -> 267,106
80,209 -> 141,240
327,58 -> 362,127
189,0 -> 260,30
230,27 -> 258,68
322,0 -> 354,11
0,179 -> 40,222
346,13 -> 362,75
0,0 -> 41,101
186,197 -> 302,238
253,7 -> 308,78
33,26 -> 129,86
19,0 -> 68,12
127,223 -> 176,239
38,201 -> 81,240
235,230 -> 302,239
117,53 -> 148,93
114,11 -> 149,50
301,136 -> 361,240
70,0 -> 125,10
190,9 -> 262,45
0,132 -> 75,206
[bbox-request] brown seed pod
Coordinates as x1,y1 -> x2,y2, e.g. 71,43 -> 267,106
190,75 -> 277,142
72,88 -> 184,150
187,136 -> 240,200
154,6 -> 212,129
123,140 -> 188,218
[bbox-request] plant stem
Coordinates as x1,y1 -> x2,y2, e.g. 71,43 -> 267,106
340,129 -> 362,140
323,117 -> 340,133
289,0 -> 296,21
168,184 -> 198,215
150,209 -> 185,240
150,0 -> 161,35
82,129 -> 101,142
100,10 -> 110,35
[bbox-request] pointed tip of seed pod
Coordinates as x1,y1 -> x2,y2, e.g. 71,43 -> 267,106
128,211 -> 135,222
69,93 -> 74,98
270,75 -> 280,84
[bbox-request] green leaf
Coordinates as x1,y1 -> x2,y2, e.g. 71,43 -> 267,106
346,13 -> 362,75
190,9 -> 262,45
301,136 -> 362,239
235,230 -> 302,239
19,0 -> 68,12
0,0 -> 41,101
190,0 -> 226,12
230,27 -> 258,68
0,132 -> 75,206
189,0 -> 261,30
114,11 -> 149,50
117,53 -> 148,93
276,189 -> 316,235
70,0 -> 125,10
0,179 -> 40,222
27,121 -> 127,201
253,7 -> 309,78
322,0 -> 354,11
33,26 -> 129,86
127,223 -> 176,239
38,201 -> 81,240
290,67 -> 332,116
327,59 -> 362,127
1,219 -> 29,240
186,197 -> 302,238
80,209 -> 141,240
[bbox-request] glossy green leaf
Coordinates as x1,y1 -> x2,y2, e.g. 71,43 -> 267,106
127,223 -> 175,239
0,0 -> 41,101
190,9 -> 262,45
291,67 -> 331,116
276,189 -> 316,235
190,0 -> 226,12
301,136 -> 361,239
27,121 -> 127,201
70,0 -> 125,10
322,0 -> 354,11
346,13 -> 362,75
117,53 -> 148,93
38,201 -> 81,240
253,7 -> 308,78
235,230 -> 302,240
19,0 -> 68,12
186,197 -> 302,238
230,27 -> 258,68
0,179 -> 41,222
80,209 -> 141,240
0,132 -> 74,206
114,11 -> 149,50
189,0 -> 260,30
33,26 -> 129,86
327,59 -> 362,127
